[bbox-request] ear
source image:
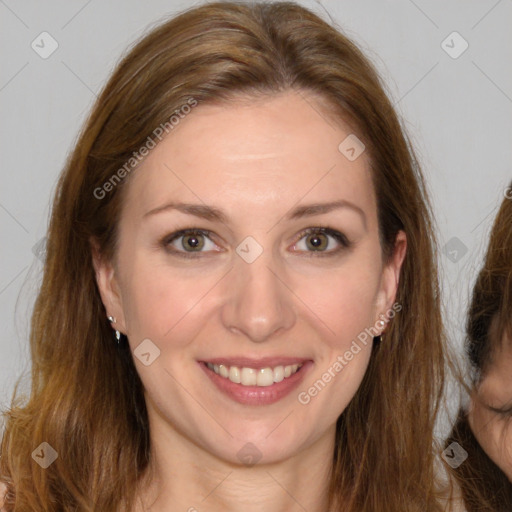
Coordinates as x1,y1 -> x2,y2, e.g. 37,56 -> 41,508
374,230 -> 407,333
90,237 -> 127,334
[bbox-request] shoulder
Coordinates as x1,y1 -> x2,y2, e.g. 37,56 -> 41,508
437,487 -> 467,512
437,478 -> 467,512
434,456 -> 468,512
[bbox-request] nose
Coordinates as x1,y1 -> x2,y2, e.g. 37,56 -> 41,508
220,248 -> 296,343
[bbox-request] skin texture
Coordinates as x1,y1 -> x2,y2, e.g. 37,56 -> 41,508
93,90 -> 407,512
469,334 -> 512,483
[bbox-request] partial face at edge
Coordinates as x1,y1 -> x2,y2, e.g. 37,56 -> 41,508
93,90 -> 406,466
469,333 -> 512,482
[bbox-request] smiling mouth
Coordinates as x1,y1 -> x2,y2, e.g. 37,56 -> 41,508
205,362 -> 303,387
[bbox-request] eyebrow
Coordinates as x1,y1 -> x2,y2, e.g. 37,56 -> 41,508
143,199 -> 367,229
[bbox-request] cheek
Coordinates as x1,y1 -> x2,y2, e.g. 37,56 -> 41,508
472,407 -> 512,475
119,257 -> 223,345
291,261 -> 380,405
486,422 -> 512,479
290,257 -> 382,340
502,427 -> 512,477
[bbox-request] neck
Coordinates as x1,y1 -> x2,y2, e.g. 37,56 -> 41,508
131,401 -> 336,512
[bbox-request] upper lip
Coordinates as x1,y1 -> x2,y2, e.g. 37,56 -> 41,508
201,357 -> 311,368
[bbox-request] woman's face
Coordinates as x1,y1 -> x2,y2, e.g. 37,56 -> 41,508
469,334 -> 512,481
94,90 -> 406,466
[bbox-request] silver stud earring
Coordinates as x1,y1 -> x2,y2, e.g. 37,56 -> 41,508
376,318 -> 386,343
107,315 -> 122,345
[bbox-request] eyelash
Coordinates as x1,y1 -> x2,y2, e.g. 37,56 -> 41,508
489,405 -> 512,417
160,226 -> 352,260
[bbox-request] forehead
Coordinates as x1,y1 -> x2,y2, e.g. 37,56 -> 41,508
123,91 -> 377,222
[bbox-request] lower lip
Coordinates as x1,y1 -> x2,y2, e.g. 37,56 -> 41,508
199,361 -> 313,405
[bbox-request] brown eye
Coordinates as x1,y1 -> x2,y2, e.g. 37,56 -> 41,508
181,232 -> 205,251
305,232 -> 329,251
293,227 -> 351,255
162,229 -> 219,258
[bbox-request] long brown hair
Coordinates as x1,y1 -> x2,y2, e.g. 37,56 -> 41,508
467,184 -> 512,376
1,2 -> 449,510
447,183 -> 512,511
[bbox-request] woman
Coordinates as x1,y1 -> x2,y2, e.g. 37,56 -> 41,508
1,2 -> 454,510
446,183 -> 512,511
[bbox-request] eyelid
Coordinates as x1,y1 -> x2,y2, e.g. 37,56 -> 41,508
160,228 -> 221,259
160,226 -> 352,258
287,226 -> 352,259
487,404 -> 512,416
293,226 -> 351,249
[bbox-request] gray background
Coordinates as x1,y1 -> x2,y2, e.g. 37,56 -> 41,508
1,0 -> 511,434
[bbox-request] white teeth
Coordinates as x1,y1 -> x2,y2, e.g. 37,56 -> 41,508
228,365 -> 241,383
241,367 -> 257,386
219,364 -> 229,378
206,362 -> 303,386
257,367 -> 274,387
273,365 -> 284,383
